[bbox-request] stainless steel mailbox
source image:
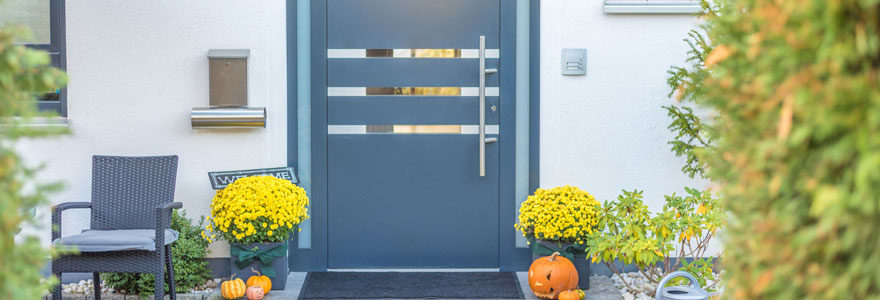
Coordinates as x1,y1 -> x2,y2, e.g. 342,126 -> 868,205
192,49 -> 266,128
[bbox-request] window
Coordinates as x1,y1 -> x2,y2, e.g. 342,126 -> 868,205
0,0 -> 66,116
603,0 -> 701,14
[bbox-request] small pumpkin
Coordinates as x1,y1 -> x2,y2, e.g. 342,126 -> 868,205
221,274 -> 247,299
558,289 -> 585,300
246,286 -> 265,300
528,252 -> 579,299
246,267 -> 272,294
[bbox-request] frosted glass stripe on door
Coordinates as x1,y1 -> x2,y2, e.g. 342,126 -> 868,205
328,87 -> 499,97
328,49 -> 500,58
329,125 -> 499,135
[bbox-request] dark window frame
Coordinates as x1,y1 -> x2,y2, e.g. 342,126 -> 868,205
25,0 -> 66,117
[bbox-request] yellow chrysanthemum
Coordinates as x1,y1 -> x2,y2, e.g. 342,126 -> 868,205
514,185 -> 601,244
203,176 -> 309,244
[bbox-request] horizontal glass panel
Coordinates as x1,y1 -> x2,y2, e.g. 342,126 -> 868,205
330,125 -> 499,135
366,87 -> 462,96
366,125 -> 461,134
385,125 -> 461,134
328,49 -> 500,59
329,87 -> 499,97
0,0 -> 50,44
367,49 -> 461,58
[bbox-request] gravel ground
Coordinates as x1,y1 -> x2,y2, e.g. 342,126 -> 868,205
609,270 -> 722,300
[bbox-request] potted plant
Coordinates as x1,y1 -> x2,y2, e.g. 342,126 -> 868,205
203,175 -> 309,290
515,185 -> 600,290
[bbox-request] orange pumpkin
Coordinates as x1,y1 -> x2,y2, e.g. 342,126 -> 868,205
220,274 -> 247,299
527,252 -> 579,299
246,267 -> 272,294
558,289 -> 585,300
246,286 -> 265,300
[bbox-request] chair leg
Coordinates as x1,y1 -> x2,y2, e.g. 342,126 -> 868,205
93,272 -> 101,300
52,272 -> 62,300
165,244 -> 176,300
154,271 -> 164,300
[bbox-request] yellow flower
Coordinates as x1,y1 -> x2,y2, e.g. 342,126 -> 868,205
514,185 -> 600,244
207,176 -> 310,243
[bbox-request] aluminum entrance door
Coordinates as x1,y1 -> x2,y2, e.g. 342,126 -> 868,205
326,0 -> 505,268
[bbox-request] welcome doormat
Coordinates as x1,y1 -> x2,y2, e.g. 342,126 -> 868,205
298,272 -> 525,299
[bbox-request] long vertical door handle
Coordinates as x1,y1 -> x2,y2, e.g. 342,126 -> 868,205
479,36 -> 487,177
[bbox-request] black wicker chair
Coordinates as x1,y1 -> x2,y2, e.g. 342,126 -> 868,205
51,155 -> 183,300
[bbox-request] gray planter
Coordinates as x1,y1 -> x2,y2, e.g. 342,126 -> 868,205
230,241 -> 289,290
531,240 -> 590,290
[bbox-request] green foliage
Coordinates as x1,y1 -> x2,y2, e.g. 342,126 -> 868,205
675,258 -> 718,290
102,211 -> 212,296
663,105 -> 711,178
690,0 -> 880,298
587,188 -> 722,291
0,24 -> 68,299
664,0 -> 720,179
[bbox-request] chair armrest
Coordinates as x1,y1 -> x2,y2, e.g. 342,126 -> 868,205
154,202 -> 183,249
51,202 -> 91,241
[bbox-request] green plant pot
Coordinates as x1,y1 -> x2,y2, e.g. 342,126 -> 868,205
230,241 -> 289,290
531,240 -> 590,290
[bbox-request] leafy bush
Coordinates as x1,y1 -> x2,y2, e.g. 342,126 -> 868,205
587,188 -> 722,292
102,211 -> 212,296
0,25 -> 68,298
688,0 -> 880,298
664,1 -> 719,180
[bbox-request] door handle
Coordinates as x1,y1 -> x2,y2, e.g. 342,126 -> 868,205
478,35 -> 496,177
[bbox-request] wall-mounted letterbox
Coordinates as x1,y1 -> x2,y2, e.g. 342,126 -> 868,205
191,49 -> 266,128
208,49 -> 249,107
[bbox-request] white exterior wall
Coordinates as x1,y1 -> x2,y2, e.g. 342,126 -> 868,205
539,1 -> 718,254
540,2 -> 707,206
19,0 -> 715,257
20,0 -> 288,257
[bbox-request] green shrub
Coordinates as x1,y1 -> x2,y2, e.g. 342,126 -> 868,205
587,188 -> 723,291
0,25 -> 68,298
102,211 -> 212,296
681,0 -> 880,298
664,1 -> 719,180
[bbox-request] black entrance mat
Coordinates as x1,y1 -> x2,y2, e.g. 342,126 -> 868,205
298,272 -> 525,299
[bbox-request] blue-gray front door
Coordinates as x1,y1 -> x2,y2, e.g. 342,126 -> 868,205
324,0 -> 511,268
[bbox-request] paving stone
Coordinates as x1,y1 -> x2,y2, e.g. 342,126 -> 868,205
517,273 -> 622,300
45,293 -> 208,300
45,294 -> 86,300
118,293 -> 206,300
164,293 -> 207,300
204,291 -> 224,300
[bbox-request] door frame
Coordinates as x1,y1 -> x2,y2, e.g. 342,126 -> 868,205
286,0 -> 541,271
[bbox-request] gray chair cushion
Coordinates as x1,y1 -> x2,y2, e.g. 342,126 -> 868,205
53,229 -> 179,252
